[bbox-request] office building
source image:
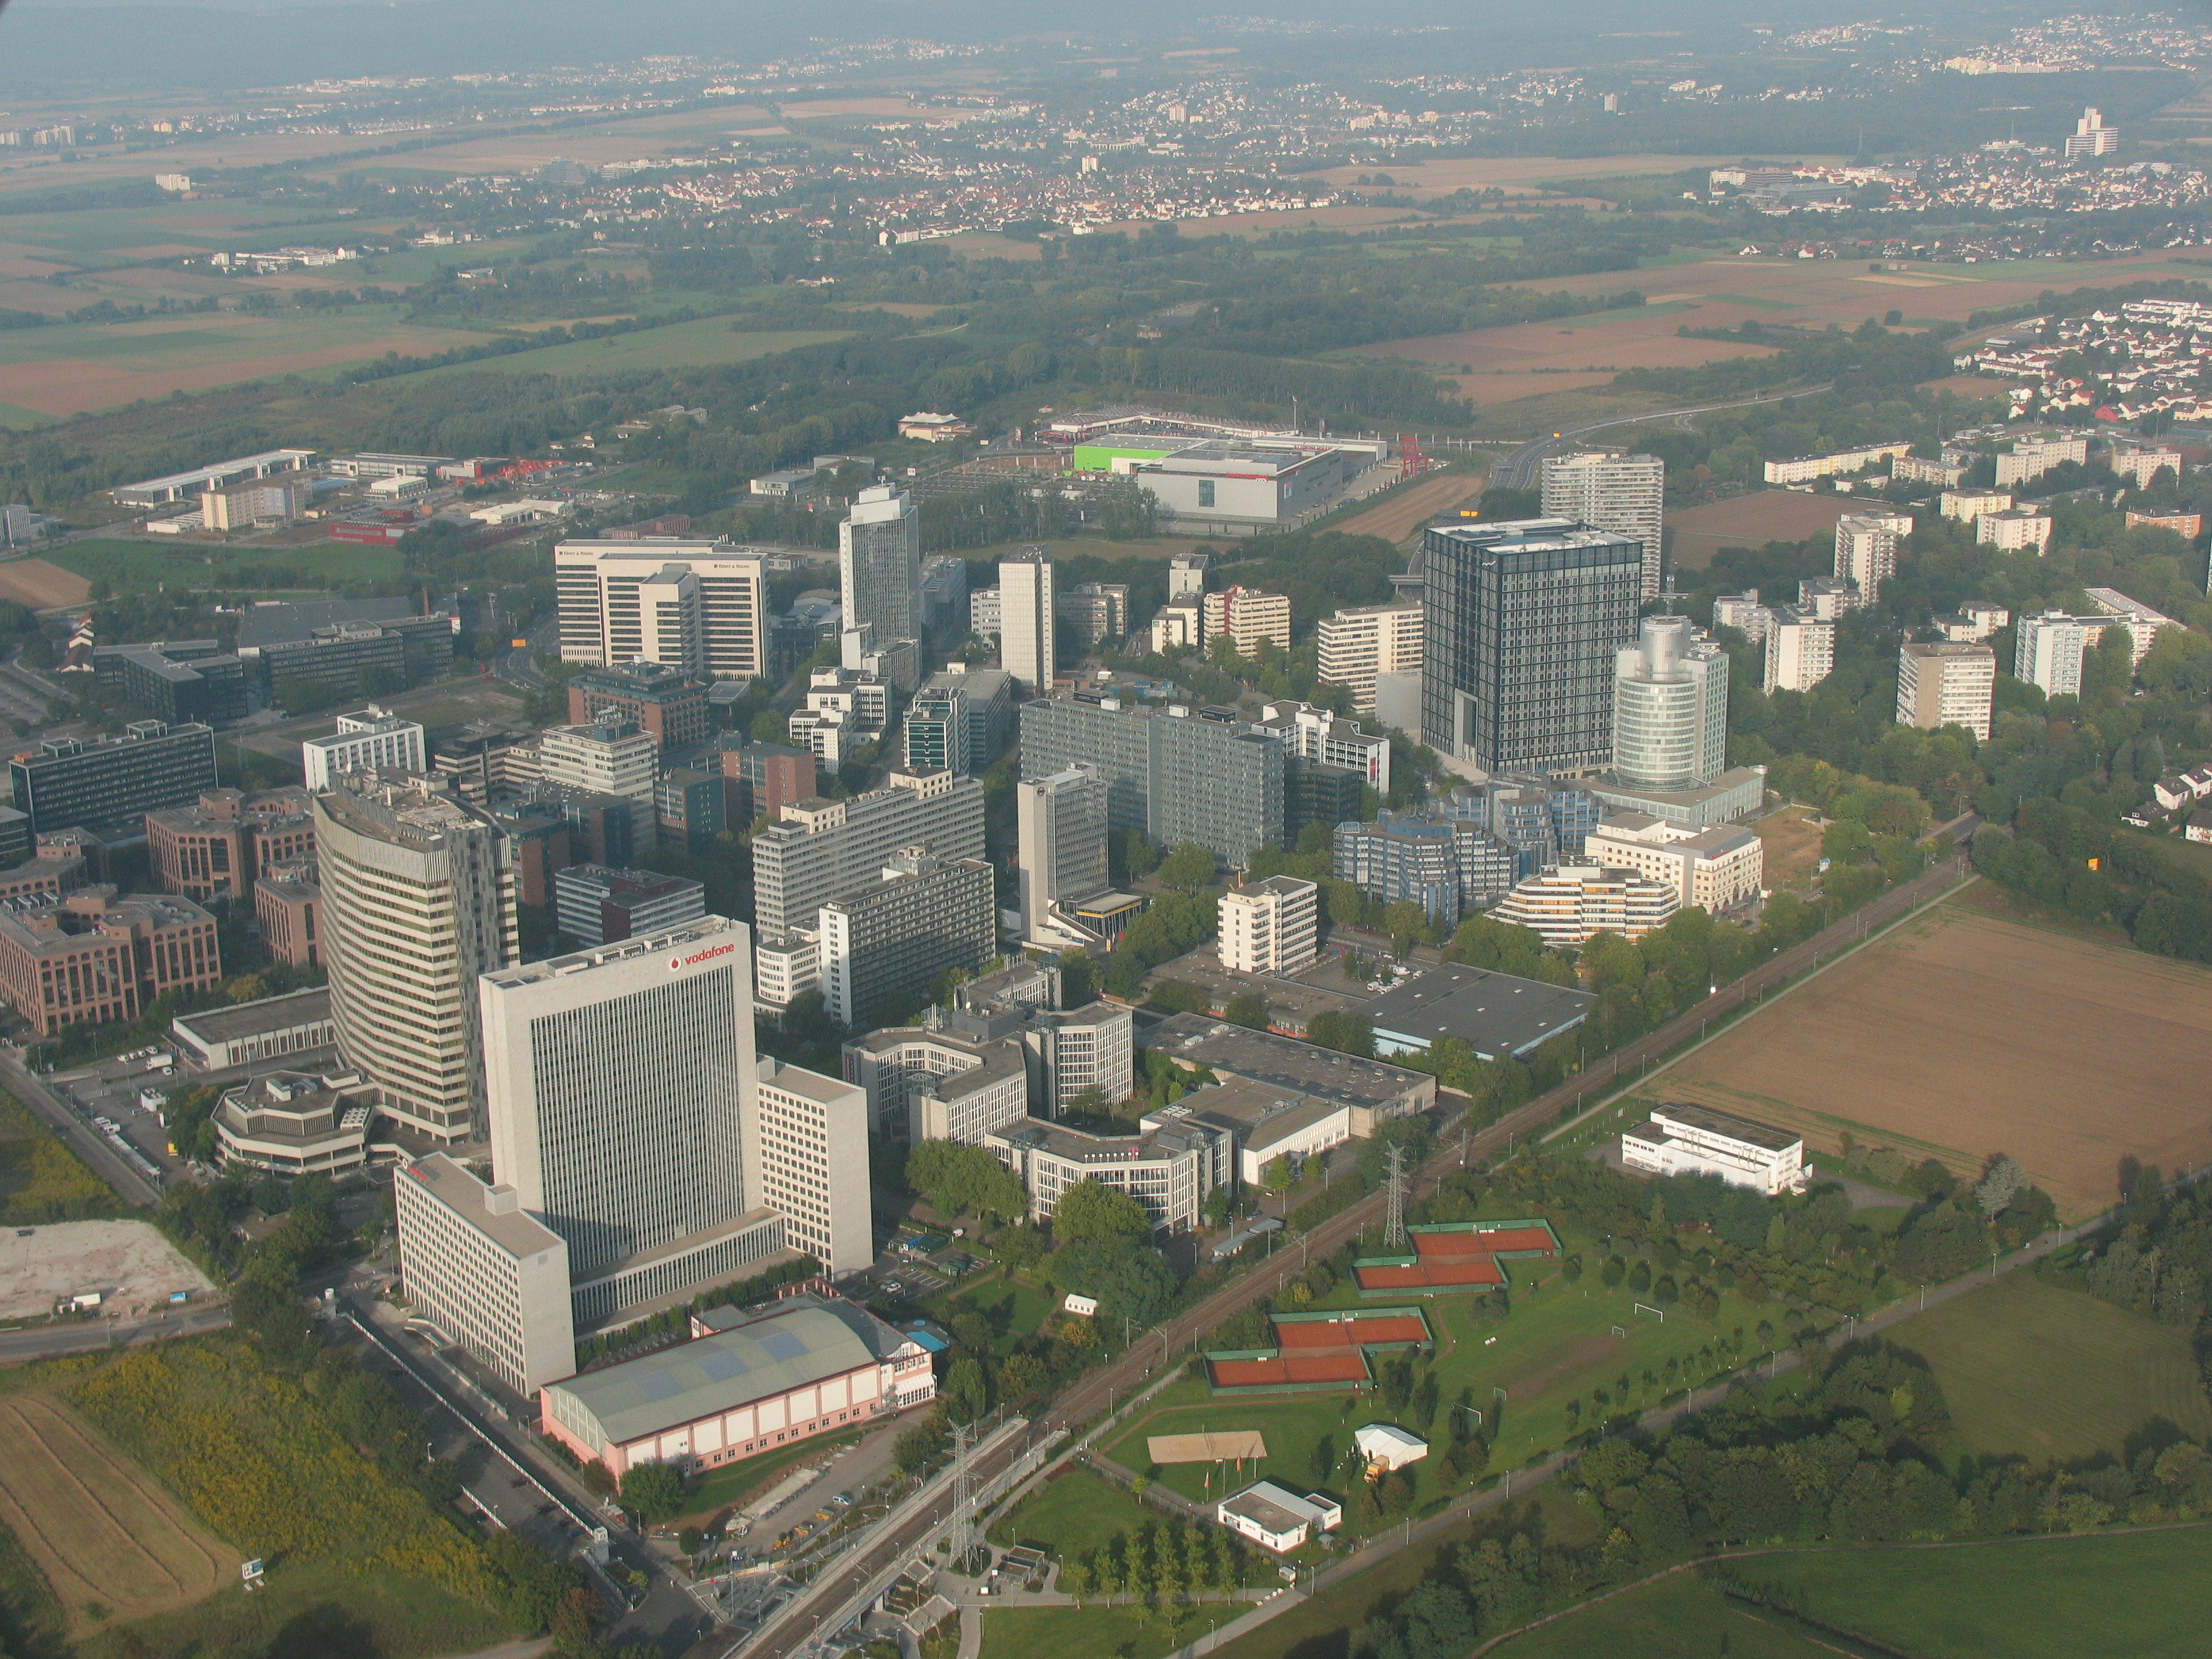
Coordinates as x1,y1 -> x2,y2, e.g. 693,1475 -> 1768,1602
1218,876 -> 1318,977
1022,1001 -> 1136,1115
1896,642 -> 1995,741
1622,1103 -> 1807,1195
920,554 -> 970,638
921,665 -> 1015,766
556,541 -> 769,681
1420,520 -> 1643,776
0,887 -> 220,1038
842,1023 -> 1031,1143
1488,863 -> 1677,946
255,859 -> 321,969
1017,697 -> 1284,864
1146,1010 -> 1435,1126
1250,701 -> 1391,794
11,721 -> 218,835
480,917 -> 782,1322
1058,582 -> 1129,647
567,662 -> 710,751
1355,965 -> 1594,1062
395,1153 -> 575,1397
998,548 -> 1056,695
1995,435 -> 2089,489
213,1067 -> 373,1179
552,864 -> 706,947
2064,106 -> 2120,157
753,929 -> 819,1012
1202,587 -> 1292,658
817,850 -> 996,1027
201,472 -> 307,532
655,766 -> 724,854
146,787 -> 314,903
243,610 -> 455,698
302,706 -> 426,790
432,720 -> 543,806
1015,766 -> 1111,946
903,682 -> 970,777
745,1061 -> 872,1275
91,641 -> 248,726
1141,1076 -> 1353,1188
750,767 -> 986,941
1763,608 -> 1835,694
1541,451 -> 1665,598
539,722 -> 658,851
540,1292 -> 933,1477
1833,510 -> 1912,602
968,587 -> 1001,640
169,985 -> 334,1072
840,486 -> 922,655
314,777 -> 516,1143
1612,616 -> 1729,791
718,742 -> 817,827
1580,815 -> 1764,913
1317,603 -> 1423,712
986,1116 -> 1228,1235
111,447 -> 316,508
1332,809 -> 1517,930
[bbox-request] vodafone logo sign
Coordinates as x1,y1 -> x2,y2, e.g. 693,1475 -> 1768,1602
670,941 -> 737,971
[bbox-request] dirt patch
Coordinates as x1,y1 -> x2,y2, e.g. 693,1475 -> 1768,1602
778,97 -> 985,123
1921,373 -> 2023,401
0,1220 -> 214,1322
0,330 -> 497,416
0,558 -> 91,609
1363,309 -> 1782,380
1755,806 -> 1826,888
1333,468 -> 1489,544
1507,1332 -> 1623,1401
1662,900 -> 2212,1219
1666,491 -> 1860,569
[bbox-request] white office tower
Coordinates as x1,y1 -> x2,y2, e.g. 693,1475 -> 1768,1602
393,1152 -> 573,1395
1833,510 -> 1912,602
314,778 -> 516,1142
2066,106 -> 2118,157
538,720 -> 659,850
840,486 -> 923,653
1015,766 -> 1110,945
998,547 -> 1057,695
1218,876 -> 1319,977
747,1058 -> 873,1275
1317,604 -> 1423,712
1542,451 -> 1666,598
1613,615 -> 1729,789
1896,642 -> 1995,742
479,916 -> 788,1325
1763,608 -> 1836,695
302,705 -> 426,790
1167,550 -> 1211,600
555,541 -> 766,680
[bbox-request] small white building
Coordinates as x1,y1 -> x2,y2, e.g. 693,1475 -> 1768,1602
302,705 -> 426,790
1621,1103 -> 1807,1196
1354,1423 -> 1429,1473
1216,1480 -> 1343,1553
1218,876 -> 1319,977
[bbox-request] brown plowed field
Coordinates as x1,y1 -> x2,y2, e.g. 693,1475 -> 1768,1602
1332,467 -> 1488,543
0,1393 -> 230,1635
1662,900 -> 2212,1220
0,558 -> 91,609
1666,491 -> 1860,569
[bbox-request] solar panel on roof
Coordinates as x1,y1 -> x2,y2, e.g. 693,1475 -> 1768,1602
700,1348 -> 750,1381
759,1330 -> 808,1361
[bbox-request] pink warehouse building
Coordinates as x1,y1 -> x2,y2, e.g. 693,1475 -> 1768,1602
539,1290 -> 935,1478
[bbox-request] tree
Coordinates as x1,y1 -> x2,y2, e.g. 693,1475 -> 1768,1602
943,1355 -> 988,1425
750,709 -> 789,744
906,1141 -> 1029,1223
1048,1235 -> 1178,1328
1975,1155 -> 2028,1219
1052,1179 -> 1153,1242
619,1460 -> 685,1523
1223,991 -> 1269,1029
1159,842 -> 1216,890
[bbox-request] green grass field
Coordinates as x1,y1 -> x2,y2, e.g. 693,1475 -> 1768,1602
924,1272 -> 1059,1361
987,1467 -> 1150,1558
1902,1273 -> 2212,1462
402,319 -> 850,382
977,1600 -> 1254,1659
77,1559 -> 510,1659
44,537 -> 405,595
1484,1571 -> 1833,1659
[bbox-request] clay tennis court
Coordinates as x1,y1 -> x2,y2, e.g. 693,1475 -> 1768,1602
1666,491 -> 1861,569
1660,899 -> 2212,1220
0,558 -> 91,609
1353,1221 -> 1558,1293
1208,1309 -> 1431,1389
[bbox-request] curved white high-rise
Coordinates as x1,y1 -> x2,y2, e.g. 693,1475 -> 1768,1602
1613,615 -> 1728,790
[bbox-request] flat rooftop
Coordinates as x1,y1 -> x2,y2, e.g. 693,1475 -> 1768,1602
482,915 -> 741,990
1151,1075 -> 1346,1156
756,1059 -> 860,1107
1359,966 -> 1595,1060
1649,1101 -> 1801,1153
171,986 -> 331,1044
400,1153 -> 562,1263
235,598 -> 416,650
1147,1012 -> 1432,1109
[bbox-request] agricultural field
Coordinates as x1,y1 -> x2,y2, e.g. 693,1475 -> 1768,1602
1482,1571 -> 1835,1659
0,1088 -> 123,1227
1900,1272 -> 2212,1461
401,318 -> 849,382
43,536 -> 403,598
0,1391 -> 230,1638
0,557 -> 91,610
1665,491 -> 1861,570
977,1600 -> 1256,1659
1660,899 -> 2212,1219
1330,466 -> 1488,545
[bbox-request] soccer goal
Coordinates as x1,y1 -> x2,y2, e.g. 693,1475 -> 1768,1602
1633,1303 -> 1665,1323
1610,1324 -> 1629,1338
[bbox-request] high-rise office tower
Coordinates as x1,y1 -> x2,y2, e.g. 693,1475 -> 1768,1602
1612,615 -> 1729,790
746,1059 -> 872,1275
1017,697 -> 1286,863
903,683 -> 972,776
998,547 -> 1057,695
1541,452 -> 1665,598
1420,520 -> 1645,777
817,849 -> 996,1027
314,776 -> 516,1142
1015,766 -> 1110,943
1833,510 -> 1912,602
840,486 -> 923,652
479,915 -> 784,1324
555,541 -> 766,680
750,767 -> 987,941
1896,642 -> 1994,741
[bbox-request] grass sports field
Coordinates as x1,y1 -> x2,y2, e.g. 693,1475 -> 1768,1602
43,536 -> 403,596
0,1392 -> 230,1637
1661,899 -> 2212,1220
403,319 -> 849,382
989,1467 -> 1151,1558
1900,1273 -> 2212,1461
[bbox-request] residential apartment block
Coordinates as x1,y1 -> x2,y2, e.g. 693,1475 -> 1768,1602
1316,603 -> 1423,713
750,767 -> 985,941
1833,509 -> 1912,601
1541,450 -> 1665,598
817,850 -> 996,1027
1218,876 -> 1318,977
1896,642 -> 1995,741
1763,608 -> 1835,694
1202,586 -> 1293,658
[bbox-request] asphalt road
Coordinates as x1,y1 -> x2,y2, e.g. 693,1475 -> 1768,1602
1489,384 -> 1837,493
0,1050 -> 163,1207
0,1303 -> 230,1364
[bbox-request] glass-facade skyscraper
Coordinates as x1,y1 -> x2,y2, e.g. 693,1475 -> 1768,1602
840,486 -> 923,649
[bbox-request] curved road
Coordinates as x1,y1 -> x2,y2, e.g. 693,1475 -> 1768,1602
1491,383 -> 1835,493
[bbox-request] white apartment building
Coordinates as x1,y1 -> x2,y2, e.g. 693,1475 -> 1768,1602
746,1058 -> 873,1275
1796,577 -> 1862,621
1542,450 -> 1665,598
1891,453 -> 1967,488
1896,642 -> 1994,741
1931,601 -> 2010,643
2110,446 -> 2184,488
1316,603 -> 1424,712
998,548 -> 1056,696
394,1152 -> 575,1396
1940,489 -> 2012,522
1253,700 -> 1392,792
1763,442 -> 1910,486
1218,876 -> 1318,977
314,779 -> 516,1142
1488,862 -> 1677,946
1580,816 -> 1763,914
1023,1002 -> 1136,1114
555,540 -> 768,680
1712,591 -> 1774,644
2013,608 -> 2158,699
2066,105 -> 2119,157
1763,608 -> 1835,694
1149,602 -> 1202,655
1202,587 -> 1293,657
1833,510 -> 1912,601
1994,434 -> 2089,488
2084,588 -> 2177,666
1977,508 -> 2053,552
749,766 -> 986,941
753,929 -> 819,1011
1621,1102 -> 1807,1196
302,705 -> 426,790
